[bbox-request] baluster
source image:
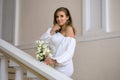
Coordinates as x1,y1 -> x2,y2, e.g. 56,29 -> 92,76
0,54 -> 8,80
15,66 -> 23,80
9,60 -> 23,80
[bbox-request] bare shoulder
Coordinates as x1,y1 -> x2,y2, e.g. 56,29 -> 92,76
65,26 -> 75,38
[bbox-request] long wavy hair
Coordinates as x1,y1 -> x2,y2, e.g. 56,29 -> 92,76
53,7 -> 76,35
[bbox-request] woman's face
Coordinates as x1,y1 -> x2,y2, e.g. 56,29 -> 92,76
56,11 -> 69,26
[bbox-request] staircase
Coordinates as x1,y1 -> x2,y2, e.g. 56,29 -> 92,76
3,58 -> 30,80
0,39 -> 73,80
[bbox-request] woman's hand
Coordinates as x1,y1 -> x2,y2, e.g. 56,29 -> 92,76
50,24 -> 61,35
44,57 -> 56,65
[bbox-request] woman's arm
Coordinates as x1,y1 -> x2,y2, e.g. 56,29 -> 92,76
50,24 -> 61,35
44,57 -> 57,65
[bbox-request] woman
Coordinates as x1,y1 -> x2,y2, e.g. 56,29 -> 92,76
40,7 -> 76,77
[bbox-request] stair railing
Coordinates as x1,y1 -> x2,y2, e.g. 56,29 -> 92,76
0,39 -> 73,80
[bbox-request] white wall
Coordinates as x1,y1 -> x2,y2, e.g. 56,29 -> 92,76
18,0 -> 82,45
109,0 -> 120,32
73,38 -> 120,80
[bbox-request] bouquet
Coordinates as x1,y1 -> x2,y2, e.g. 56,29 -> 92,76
35,40 -> 52,61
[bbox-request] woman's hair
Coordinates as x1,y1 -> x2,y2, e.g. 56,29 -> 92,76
53,7 -> 76,35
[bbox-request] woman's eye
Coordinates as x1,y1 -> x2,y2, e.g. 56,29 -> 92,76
56,16 -> 58,18
60,15 -> 64,17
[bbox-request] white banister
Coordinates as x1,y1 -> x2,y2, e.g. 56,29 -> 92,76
27,71 -> 40,80
0,39 -> 73,80
0,54 -> 8,80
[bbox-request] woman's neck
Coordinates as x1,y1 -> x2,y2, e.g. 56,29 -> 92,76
59,25 -> 66,36
61,25 -> 66,31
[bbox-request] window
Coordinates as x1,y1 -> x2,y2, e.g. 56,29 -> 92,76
79,0 -> 120,41
82,0 -> 109,36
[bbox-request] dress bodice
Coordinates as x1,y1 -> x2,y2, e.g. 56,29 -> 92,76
40,28 -> 76,61
50,33 -> 63,48
49,33 -> 65,56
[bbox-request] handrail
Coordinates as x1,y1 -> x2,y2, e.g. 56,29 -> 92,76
0,39 -> 73,80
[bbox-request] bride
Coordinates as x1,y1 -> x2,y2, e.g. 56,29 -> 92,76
40,7 -> 76,77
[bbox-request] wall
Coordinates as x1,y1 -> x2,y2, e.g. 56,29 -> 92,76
73,38 -> 120,80
109,0 -> 120,32
18,0 -> 82,45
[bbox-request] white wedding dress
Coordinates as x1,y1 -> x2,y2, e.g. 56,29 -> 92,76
40,28 -> 76,77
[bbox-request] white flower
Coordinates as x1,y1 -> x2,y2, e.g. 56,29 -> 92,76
37,47 -> 41,51
36,54 -> 40,59
42,44 -> 48,48
48,53 -> 52,57
35,40 -> 52,61
46,48 -> 50,53
41,40 -> 45,44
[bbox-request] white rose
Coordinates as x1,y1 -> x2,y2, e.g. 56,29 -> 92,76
46,49 -> 50,53
42,44 -> 48,48
48,54 -> 52,57
40,53 -> 43,56
39,56 -> 44,60
43,49 -> 47,55
40,40 -> 45,44
36,54 -> 40,59
37,48 -> 41,53
37,47 -> 41,50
